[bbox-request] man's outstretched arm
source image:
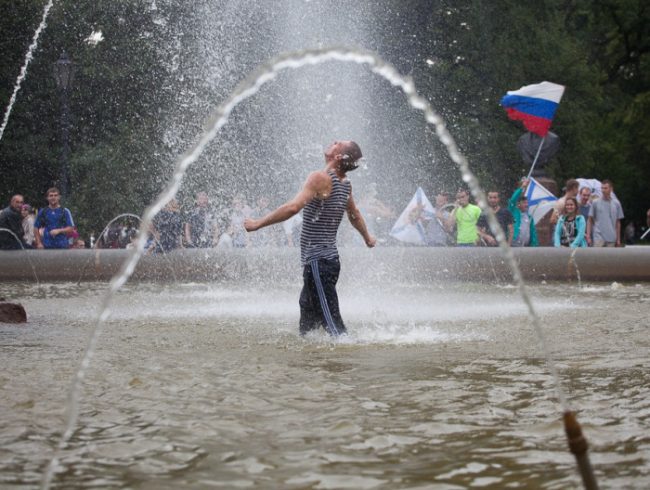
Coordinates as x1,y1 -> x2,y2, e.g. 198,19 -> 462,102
346,194 -> 376,248
244,172 -> 327,232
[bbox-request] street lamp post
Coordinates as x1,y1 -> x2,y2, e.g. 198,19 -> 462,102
53,51 -> 74,198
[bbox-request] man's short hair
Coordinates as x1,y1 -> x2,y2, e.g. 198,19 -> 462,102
46,187 -> 60,195
342,141 -> 362,161
601,179 -> 613,187
566,179 -> 579,192
437,191 -> 449,199
518,196 -> 528,203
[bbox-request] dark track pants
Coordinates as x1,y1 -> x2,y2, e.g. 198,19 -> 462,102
299,258 -> 347,336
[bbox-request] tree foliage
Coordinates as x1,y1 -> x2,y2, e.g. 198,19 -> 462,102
0,0 -> 648,236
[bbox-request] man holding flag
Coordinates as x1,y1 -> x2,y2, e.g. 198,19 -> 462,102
500,81 -> 565,179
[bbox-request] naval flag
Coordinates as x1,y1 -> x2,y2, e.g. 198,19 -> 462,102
526,178 -> 557,223
389,187 -> 435,245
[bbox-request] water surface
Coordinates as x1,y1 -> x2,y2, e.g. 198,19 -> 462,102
1,280 -> 649,488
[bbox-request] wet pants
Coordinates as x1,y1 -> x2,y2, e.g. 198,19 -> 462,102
299,258 -> 347,336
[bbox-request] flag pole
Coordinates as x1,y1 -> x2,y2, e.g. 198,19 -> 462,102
641,228 -> 650,240
526,137 -> 546,179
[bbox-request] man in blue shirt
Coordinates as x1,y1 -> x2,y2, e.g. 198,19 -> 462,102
34,187 -> 75,249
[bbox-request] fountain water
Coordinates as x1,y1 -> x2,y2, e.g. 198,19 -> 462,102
0,228 -> 40,285
0,6 -> 636,487
36,47 -> 602,490
74,213 -> 178,284
0,0 -> 55,143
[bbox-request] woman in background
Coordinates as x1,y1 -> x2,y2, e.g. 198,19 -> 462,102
554,197 -> 587,248
21,204 -> 35,247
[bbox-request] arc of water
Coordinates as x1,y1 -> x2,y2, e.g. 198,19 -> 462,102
0,0 -> 55,143
92,213 -> 142,250
0,228 -> 40,285
74,213 -> 178,284
42,47 -> 574,488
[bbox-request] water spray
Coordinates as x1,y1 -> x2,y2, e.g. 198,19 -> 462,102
0,0 -> 55,143
41,47 -> 598,489
75,213 -> 178,284
0,228 -> 40,285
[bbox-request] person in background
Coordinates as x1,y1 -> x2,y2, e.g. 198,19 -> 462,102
34,187 -> 74,249
553,197 -> 587,248
578,187 -> 592,220
21,204 -> 35,247
282,212 -> 303,247
477,190 -> 513,246
72,238 -> 86,249
184,191 -> 217,248
624,221 -> 635,245
250,196 -> 279,247
550,179 -> 580,225
425,192 -> 452,247
508,179 -> 538,247
152,199 -> 184,253
357,184 -> 395,242
587,179 -> 624,247
578,186 -> 593,245
227,195 -> 253,248
0,194 -> 27,250
446,189 -> 481,247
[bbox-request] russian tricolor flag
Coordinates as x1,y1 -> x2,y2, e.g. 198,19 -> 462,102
500,81 -> 565,137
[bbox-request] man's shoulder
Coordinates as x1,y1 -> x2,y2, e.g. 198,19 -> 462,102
304,170 -> 332,193
307,169 -> 331,182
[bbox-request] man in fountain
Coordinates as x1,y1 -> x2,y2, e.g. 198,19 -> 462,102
34,187 -> 75,249
0,194 -> 28,250
244,140 -> 376,337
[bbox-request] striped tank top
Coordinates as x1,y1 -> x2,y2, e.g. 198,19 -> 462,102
300,170 -> 351,265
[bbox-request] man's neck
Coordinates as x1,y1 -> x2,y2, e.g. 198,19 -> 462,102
325,162 -> 346,180
49,204 -> 61,210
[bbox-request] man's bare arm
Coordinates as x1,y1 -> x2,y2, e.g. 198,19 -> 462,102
347,194 -> 376,247
244,172 -> 328,232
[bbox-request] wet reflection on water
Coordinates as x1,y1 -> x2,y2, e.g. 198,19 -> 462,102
1,280 -> 649,488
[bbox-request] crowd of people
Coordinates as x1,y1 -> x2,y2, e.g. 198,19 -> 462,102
0,178 -> 645,252
397,177 -> 637,249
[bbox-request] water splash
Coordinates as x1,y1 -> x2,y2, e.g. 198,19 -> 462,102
74,213 -> 177,284
41,47 -> 570,488
0,0 -> 55,143
92,213 -> 141,250
569,248 -> 583,288
0,227 -> 40,285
